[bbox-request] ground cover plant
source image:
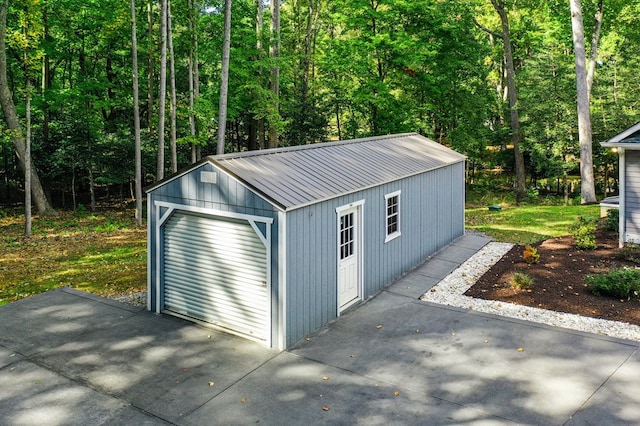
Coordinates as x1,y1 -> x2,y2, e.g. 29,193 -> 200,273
0,209 -> 146,306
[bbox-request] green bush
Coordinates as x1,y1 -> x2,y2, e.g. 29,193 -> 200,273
511,272 -> 534,290
586,268 -> 640,300
569,216 -> 597,250
604,209 -> 619,232
618,244 -> 640,264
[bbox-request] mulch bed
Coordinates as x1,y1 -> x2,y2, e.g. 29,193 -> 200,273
465,229 -> 640,326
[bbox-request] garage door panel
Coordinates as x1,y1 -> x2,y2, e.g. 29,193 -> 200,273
163,211 -> 269,342
163,250 -> 267,278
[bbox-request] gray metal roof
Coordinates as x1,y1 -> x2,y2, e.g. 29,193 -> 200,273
210,133 -> 465,210
601,122 -> 640,148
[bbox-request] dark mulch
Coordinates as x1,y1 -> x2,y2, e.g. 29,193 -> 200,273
465,229 -> 640,326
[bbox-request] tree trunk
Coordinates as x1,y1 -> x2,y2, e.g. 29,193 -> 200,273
131,0 -> 143,226
147,0 -> 155,132
570,0 -> 597,204
586,0 -> 603,97
157,0 -> 167,180
216,0 -> 232,155
167,0 -> 177,173
0,0 -> 55,215
491,0 -> 526,203
25,81 -> 31,237
188,0 -> 197,163
268,0 -> 280,148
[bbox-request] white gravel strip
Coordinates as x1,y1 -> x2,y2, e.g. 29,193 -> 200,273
421,242 -> 640,343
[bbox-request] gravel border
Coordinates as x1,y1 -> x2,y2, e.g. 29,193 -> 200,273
420,242 -> 640,343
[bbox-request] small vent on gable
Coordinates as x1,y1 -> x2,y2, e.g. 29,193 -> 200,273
200,171 -> 217,184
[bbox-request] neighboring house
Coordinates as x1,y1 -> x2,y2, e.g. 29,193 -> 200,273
146,133 -> 466,349
601,122 -> 640,246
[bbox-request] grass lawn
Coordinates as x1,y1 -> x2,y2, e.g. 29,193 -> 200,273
466,202 -> 601,244
0,210 -> 146,307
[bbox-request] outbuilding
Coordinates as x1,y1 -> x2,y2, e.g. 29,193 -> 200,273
146,133 -> 466,349
601,122 -> 640,246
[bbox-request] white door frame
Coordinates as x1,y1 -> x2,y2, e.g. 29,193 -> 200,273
336,200 -> 365,314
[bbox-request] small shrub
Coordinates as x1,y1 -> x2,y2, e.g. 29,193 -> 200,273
569,216 -> 597,250
75,204 -> 88,218
511,272 -> 534,290
586,268 -> 640,300
94,219 -> 128,233
618,244 -> 640,264
523,245 -> 540,264
604,209 -> 619,232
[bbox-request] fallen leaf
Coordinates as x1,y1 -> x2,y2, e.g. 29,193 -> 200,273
394,391 -> 400,396
517,347 -> 524,352
322,405 -> 330,411
241,397 -> 247,403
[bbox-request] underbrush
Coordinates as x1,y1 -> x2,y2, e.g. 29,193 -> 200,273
0,210 -> 146,306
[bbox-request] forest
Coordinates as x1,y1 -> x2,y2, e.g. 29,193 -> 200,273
1,0 -> 638,218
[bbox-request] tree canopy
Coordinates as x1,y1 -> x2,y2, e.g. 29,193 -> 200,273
0,0 -> 637,210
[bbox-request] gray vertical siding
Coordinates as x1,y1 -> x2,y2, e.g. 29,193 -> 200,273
284,162 -> 464,347
625,151 -> 640,238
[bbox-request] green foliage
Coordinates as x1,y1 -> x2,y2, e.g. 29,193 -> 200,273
511,272 -> 534,290
94,218 -> 129,233
604,209 -> 619,232
586,268 -> 640,300
617,244 -> 640,264
568,216 -> 597,250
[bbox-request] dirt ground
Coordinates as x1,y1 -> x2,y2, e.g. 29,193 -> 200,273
465,229 -> 640,326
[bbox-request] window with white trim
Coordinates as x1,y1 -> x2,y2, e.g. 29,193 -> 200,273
384,190 -> 401,242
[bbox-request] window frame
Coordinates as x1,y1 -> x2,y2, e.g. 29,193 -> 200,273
384,190 -> 401,243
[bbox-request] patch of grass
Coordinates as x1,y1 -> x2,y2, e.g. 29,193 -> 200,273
511,272 -> 534,290
586,268 -> 640,300
0,211 -> 146,306
466,202 -> 600,244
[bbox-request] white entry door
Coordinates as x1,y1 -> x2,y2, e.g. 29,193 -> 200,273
338,205 -> 361,311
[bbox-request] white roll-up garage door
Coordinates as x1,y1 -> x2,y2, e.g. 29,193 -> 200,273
163,211 -> 269,342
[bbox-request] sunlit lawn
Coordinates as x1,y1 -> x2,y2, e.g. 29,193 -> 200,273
0,211 -> 146,306
466,203 -> 601,244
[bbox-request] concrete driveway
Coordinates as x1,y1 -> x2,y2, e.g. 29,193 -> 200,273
1,235 -> 640,425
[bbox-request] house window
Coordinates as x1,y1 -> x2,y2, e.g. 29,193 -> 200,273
385,191 -> 401,243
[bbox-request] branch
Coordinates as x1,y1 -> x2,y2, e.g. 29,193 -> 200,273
473,17 -> 504,40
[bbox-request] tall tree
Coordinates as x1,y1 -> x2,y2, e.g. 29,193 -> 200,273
131,0 -> 143,225
157,0 -> 168,180
570,0 -> 596,203
489,0 -> 526,203
188,0 -> 198,162
167,0 -> 177,173
0,0 -> 55,215
216,0 -> 232,155
268,0 -> 280,148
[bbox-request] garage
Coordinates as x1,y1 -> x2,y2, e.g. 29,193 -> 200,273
162,211 -> 270,343
147,133 -> 466,349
